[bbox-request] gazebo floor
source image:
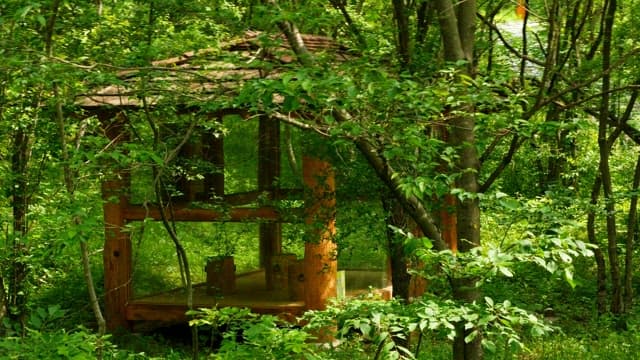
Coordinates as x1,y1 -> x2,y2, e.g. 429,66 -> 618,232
127,271 -> 304,323
126,269 -> 391,324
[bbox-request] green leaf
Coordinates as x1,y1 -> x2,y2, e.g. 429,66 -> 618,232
564,268 -> 576,288
545,261 -> 558,273
498,266 -> 514,277
499,198 -> 521,211
483,339 -> 497,353
465,330 -> 478,343
485,297 -> 494,307
358,323 -> 371,336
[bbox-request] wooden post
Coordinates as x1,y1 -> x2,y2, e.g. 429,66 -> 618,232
100,113 -> 132,331
271,253 -> 297,289
288,259 -> 305,300
177,138 -> 202,202
258,116 -> 282,290
203,117 -> 225,200
205,256 -> 236,295
303,156 -> 337,310
102,179 -> 132,331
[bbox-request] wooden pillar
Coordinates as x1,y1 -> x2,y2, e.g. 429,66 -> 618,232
100,114 -> 132,331
258,116 -> 282,290
303,156 -> 337,310
177,138 -> 202,202
203,117 -> 225,200
102,179 -> 131,331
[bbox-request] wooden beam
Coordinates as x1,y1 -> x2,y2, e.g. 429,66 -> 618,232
224,188 -> 303,206
126,302 -> 305,323
302,156 -> 337,311
122,204 -> 296,222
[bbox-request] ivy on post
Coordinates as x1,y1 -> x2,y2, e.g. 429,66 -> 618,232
302,156 -> 337,311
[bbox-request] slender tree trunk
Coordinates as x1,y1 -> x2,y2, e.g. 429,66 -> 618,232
9,127 -> 31,332
587,176 -> 608,314
54,87 -> 107,337
598,0 -> 621,315
416,1 -> 434,46
45,0 -> 107,339
392,0 -> 411,68
519,0 -> 530,87
330,0 -> 365,48
623,154 -> 640,311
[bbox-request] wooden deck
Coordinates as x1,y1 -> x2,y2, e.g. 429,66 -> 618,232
126,270 -> 391,323
127,271 -> 304,322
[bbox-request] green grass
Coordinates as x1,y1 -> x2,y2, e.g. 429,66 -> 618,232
521,331 -> 640,360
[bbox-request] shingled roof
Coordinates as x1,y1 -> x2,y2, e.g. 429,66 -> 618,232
76,31 -> 349,109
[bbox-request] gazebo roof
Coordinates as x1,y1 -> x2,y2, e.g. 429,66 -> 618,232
76,31 -> 349,109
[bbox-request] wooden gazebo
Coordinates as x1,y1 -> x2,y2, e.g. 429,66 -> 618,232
77,32 -> 356,330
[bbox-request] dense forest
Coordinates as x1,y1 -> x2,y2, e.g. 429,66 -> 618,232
1,0 -> 640,359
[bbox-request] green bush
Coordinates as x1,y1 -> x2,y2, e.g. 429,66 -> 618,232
0,327 -> 114,359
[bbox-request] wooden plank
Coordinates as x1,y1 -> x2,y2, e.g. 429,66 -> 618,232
127,274 -> 305,322
224,188 -> 303,205
124,269 -> 394,324
122,205 -> 300,222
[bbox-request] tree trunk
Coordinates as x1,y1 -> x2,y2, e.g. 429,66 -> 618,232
434,0 -> 482,358
449,112 -> 483,360
392,0 -> 411,68
598,0 -> 621,315
623,154 -> 640,311
587,176 -> 608,315
47,0 -> 107,336
382,195 -> 412,301
9,127 -> 31,332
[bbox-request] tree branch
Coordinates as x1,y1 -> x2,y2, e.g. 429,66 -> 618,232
479,134 -> 523,193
